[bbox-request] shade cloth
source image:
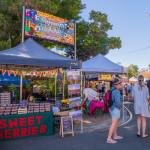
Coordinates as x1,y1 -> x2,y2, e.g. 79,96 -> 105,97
0,72 -> 30,86
0,38 -> 82,70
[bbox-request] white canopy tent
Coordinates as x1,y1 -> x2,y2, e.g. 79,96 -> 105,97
82,54 -> 127,75
129,77 -> 138,82
66,54 -> 127,130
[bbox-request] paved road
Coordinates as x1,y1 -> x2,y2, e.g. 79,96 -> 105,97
1,103 -> 150,150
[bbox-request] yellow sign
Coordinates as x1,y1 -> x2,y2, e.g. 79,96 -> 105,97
101,75 -> 111,80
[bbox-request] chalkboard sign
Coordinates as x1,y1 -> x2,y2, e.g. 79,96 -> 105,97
63,118 -> 72,133
56,100 -> 62,107
60,116 -> 74,137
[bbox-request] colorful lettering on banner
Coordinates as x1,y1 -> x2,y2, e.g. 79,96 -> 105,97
2,70 -> 6,76
35,72 -> 38,77
7,70 -> 11,76
13,71 -> 18,76
0,113 -> 53,141
24,8 -> 75,46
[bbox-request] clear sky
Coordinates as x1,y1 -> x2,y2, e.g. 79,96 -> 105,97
80,0 -> 150,70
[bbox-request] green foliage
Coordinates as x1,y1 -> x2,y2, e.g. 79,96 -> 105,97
8,84 -> 20,99
0,0 -> 85,50
2,83 -> 8,91
0,39 -> 10,51
63,10 -> 122,60
125,64 -> 139,79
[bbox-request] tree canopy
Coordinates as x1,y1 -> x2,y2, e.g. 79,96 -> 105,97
64,10 -> 122,60
0,0 -> 85,50
0,1 -> 121,61
125,64 -> 139,79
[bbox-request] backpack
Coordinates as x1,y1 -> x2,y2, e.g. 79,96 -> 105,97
103,88 -> 116,108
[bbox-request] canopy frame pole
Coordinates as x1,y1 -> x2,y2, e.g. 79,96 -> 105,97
22,6 -> 25,43
63,71 -> 65,100
20,6 -> 25,100
123,67 -> 124,120
74,21 -> 76,60
84,76 -> 85,87
55,74 -> 56,105
81,69 -> 83,133
20,70 -> 23,100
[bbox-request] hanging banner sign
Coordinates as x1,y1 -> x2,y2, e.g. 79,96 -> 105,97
24,8 -> 75,46
0,112 -> 53,141
67,71 -> 80,81
98,75 -> 112,80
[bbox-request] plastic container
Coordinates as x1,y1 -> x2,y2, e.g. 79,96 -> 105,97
6,107 -> 11,110
34,110 -> 39,113
11,109 -> 18,112
7,104 -> 12,107
28,106 -> 33,108
12,107 -> 18,109
4,112 -> 10,115
40,110 -> 45,113
0,107 -> 5,110
5,110 -> 11,113
0,112 -> 3,116
0,110 -> 4,113
28,111 -> 33,113
11,112 -> 17,115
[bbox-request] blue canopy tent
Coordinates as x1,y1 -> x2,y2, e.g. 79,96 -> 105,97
0,72 -> 30,86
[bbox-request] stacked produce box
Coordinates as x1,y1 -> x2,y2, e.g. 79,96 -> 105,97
28,103 -> 51,113
0,93 -> 11,105
0,104 -> 19,116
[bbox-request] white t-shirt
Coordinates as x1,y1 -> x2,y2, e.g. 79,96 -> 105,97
105,84 -> 107,92
98,84 -> 102,90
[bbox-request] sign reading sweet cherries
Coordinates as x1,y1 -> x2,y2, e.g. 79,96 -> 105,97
0,112 -> 53,141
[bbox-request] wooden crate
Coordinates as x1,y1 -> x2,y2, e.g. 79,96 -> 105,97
18,108 -> 27,114
0,93 -> 11,105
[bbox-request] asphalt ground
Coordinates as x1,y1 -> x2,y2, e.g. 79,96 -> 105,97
1,102 -> 150,150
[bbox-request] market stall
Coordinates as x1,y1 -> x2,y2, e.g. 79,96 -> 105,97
0,38 -> 82,141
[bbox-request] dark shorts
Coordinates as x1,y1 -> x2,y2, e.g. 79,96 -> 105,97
99,90 -> 102,93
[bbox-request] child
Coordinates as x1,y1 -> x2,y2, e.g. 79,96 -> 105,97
27,95 -> 35,104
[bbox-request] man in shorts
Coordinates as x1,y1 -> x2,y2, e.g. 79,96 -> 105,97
98,82 -> 102,93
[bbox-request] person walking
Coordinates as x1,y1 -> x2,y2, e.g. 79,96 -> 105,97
132,75 -> 150,138
104,83 -> 107,92
147,77 -> 150,95
125,84 -> 128,96
107,78 -> 123,144
128,83 -> 133,102
98,82 -> 102,93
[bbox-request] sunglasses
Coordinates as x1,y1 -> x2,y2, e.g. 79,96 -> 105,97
139,80 -> 143,82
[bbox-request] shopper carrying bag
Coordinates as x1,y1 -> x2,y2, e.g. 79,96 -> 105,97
106,78 -> 123,144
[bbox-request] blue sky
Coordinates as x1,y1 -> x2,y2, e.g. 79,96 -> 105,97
80,0 -> 150,70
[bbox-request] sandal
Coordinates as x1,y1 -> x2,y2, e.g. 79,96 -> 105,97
114,136 -> 123,140
136,134 -> 140,137
143,135 -> 148,138
106,140 -> 117,144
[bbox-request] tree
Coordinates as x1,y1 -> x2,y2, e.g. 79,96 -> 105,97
0,0 -> 85,50
125,64 -> 139,79
63,10 -> 122,60
139,68 -> 150,79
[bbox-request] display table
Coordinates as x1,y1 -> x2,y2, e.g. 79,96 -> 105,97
0,111 -> 53,141
53,109 -> 75,117
89,101 -> 104,116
